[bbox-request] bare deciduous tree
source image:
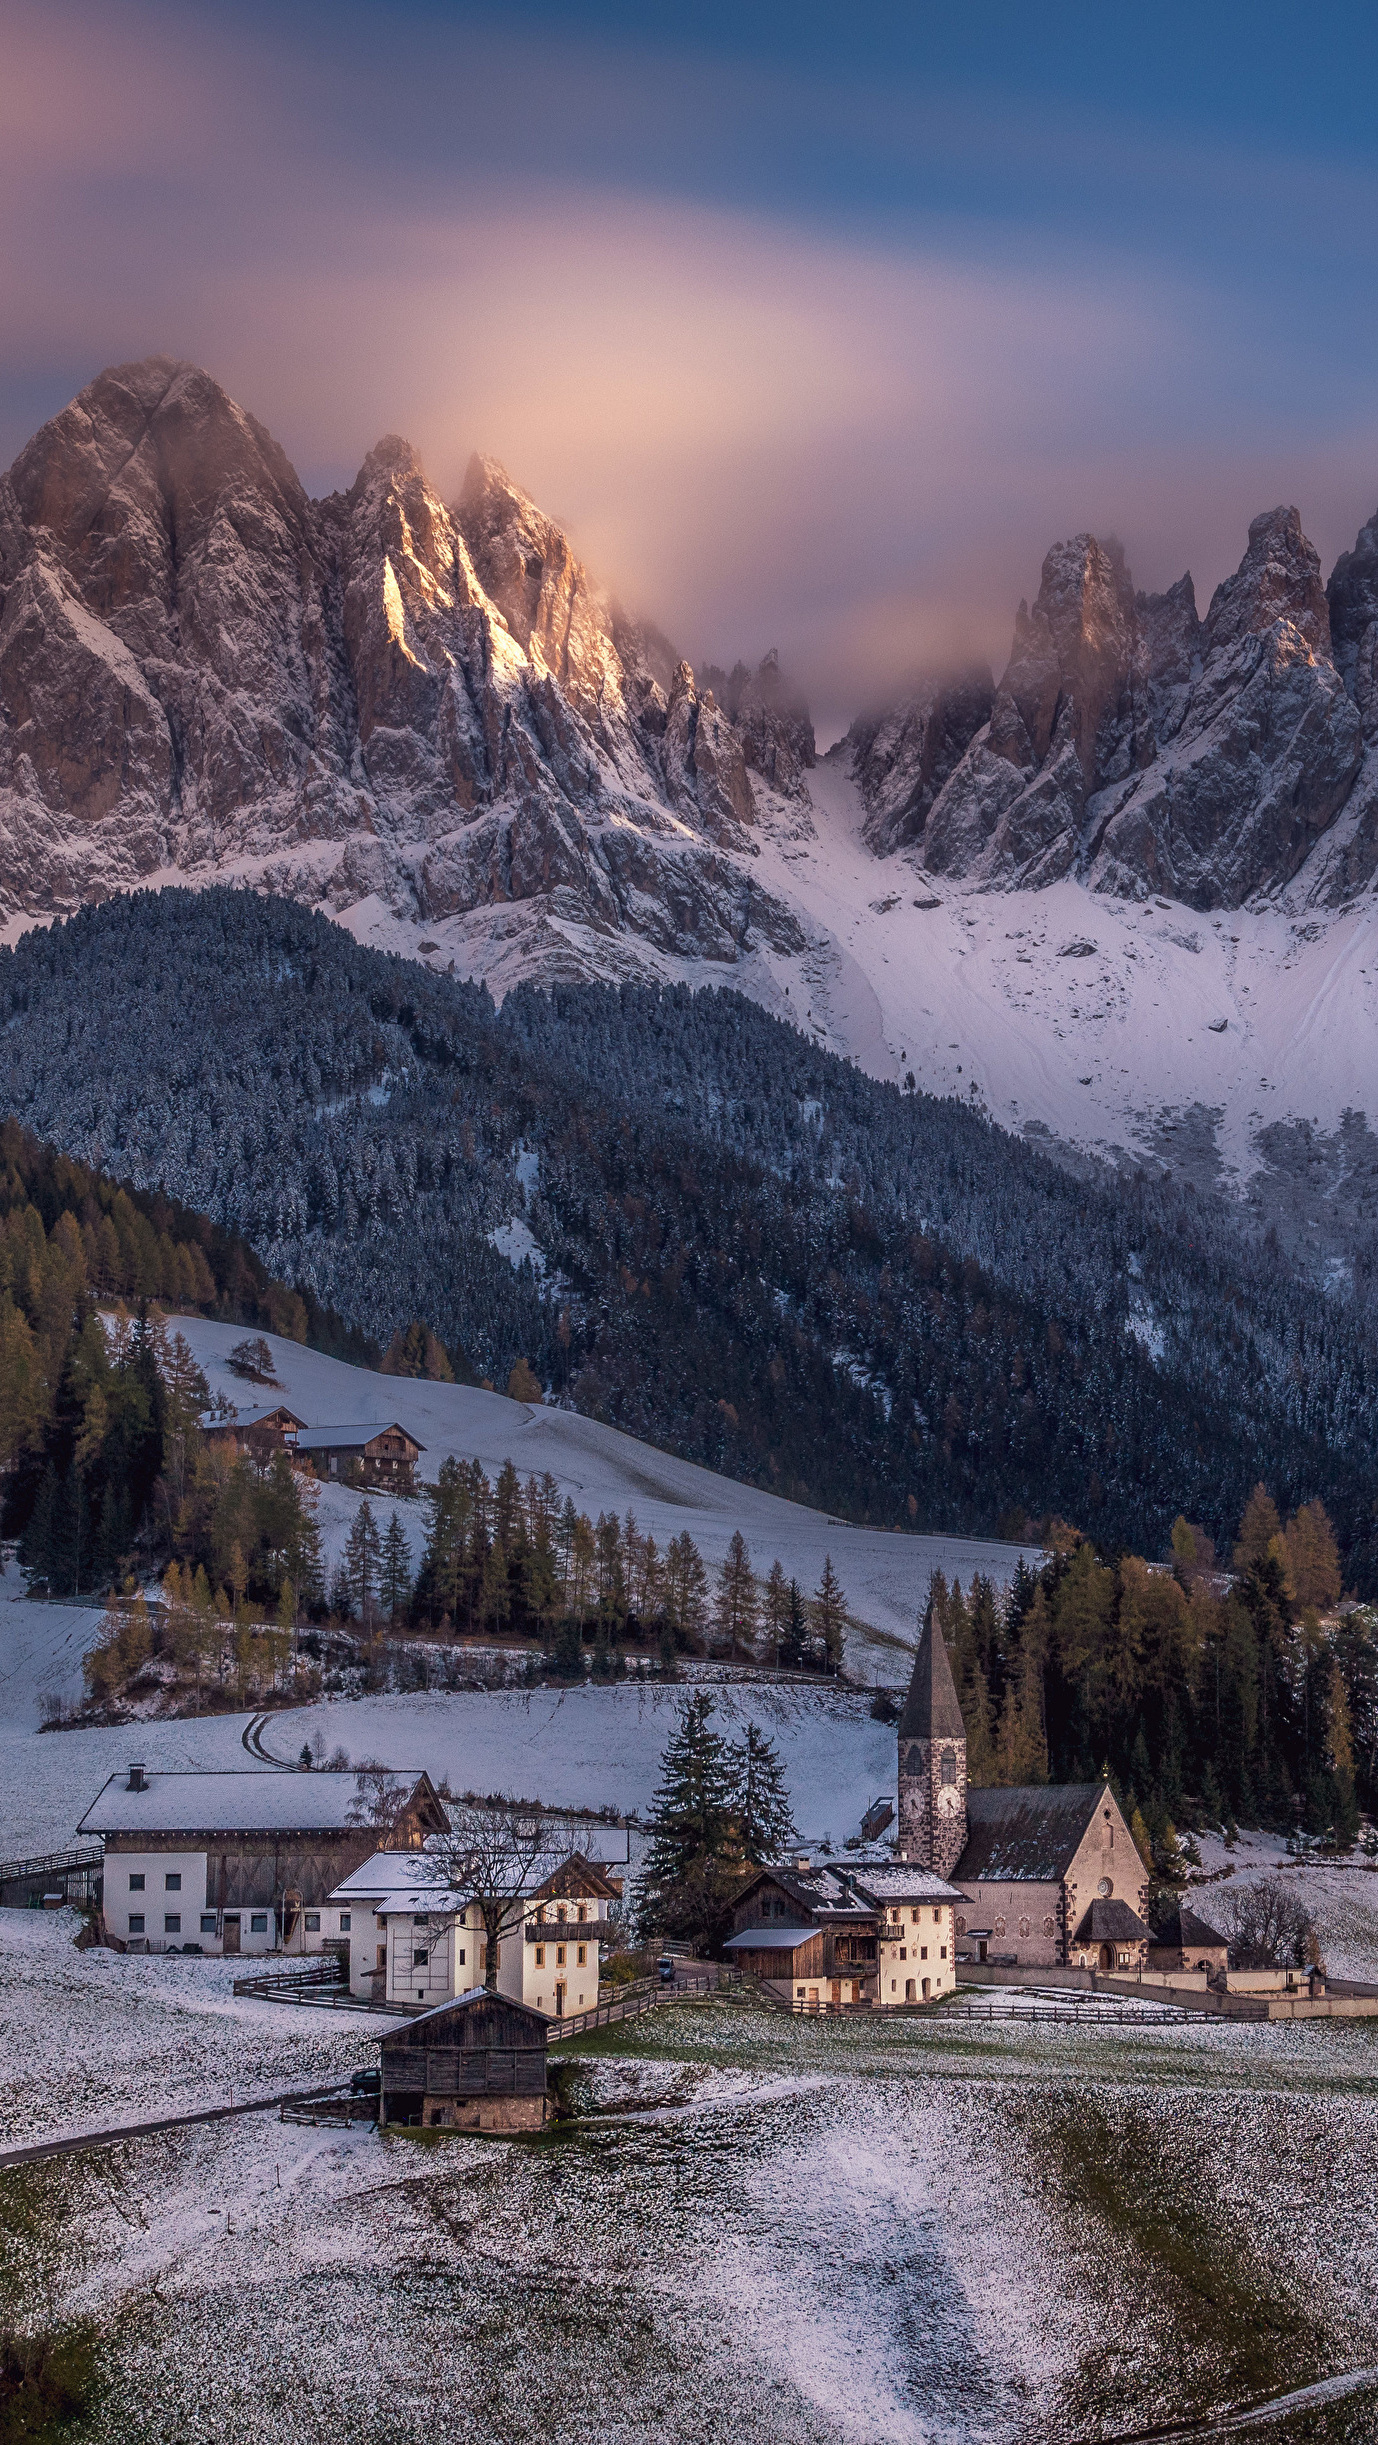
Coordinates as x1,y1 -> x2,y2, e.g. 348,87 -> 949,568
430,1804 -> 571,1992
1218,1874 -> 1321,1971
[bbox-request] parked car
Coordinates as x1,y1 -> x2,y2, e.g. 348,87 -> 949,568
350,2066 -> 382,2096
657,1954 -> 676,1985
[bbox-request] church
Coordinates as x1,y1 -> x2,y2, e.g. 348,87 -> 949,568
896,1610 -> 1152,1973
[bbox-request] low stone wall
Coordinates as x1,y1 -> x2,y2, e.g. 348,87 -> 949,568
957,1962 -> 1378,2021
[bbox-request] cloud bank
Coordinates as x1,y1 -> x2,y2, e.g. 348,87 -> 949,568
4,0 -> 1378,734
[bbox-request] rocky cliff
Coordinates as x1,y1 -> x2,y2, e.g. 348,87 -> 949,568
845,505 -> 1378,910
0,357 -> 808,962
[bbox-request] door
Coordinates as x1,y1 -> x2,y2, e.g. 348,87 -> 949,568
223,1916 -> 240,1956
554,1982 -> 566,2017
905,1979 -> 916,2003
830,1980 -> 841,2004
1098,1943 -> 1113,1972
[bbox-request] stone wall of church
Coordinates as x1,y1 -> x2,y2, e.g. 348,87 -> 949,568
955,1880 -> 1064,1966
1063,1794 -> 1149,1946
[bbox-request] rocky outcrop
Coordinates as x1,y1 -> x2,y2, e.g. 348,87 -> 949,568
842,666 -> 994,854
0,357 -> 807,964
897,508 -> 1365,908
699,650 -> 815,798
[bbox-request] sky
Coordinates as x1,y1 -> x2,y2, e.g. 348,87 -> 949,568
5,0 -> 1378,737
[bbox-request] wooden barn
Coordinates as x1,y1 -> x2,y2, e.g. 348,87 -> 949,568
379,1988 -> 550,2133
294,1421 -> 425,1490
201,1405 -> 306,1461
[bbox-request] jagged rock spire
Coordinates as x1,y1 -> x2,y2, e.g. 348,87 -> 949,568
899,1603 -> 966,1742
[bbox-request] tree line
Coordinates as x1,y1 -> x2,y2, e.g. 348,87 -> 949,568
936,1486 -> 1371,1862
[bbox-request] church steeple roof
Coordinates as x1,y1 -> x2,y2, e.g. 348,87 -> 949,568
899,1607 -> 966,1742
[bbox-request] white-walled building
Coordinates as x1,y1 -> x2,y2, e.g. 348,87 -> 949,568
330,1848 -> 622,2015
78,1763 -> 444,1956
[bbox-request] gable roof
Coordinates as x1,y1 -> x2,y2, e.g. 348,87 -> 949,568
1149,1903 -> 1227,1951
1071,1897 -> 1151,1945
79,1767 -> 438,1839
955,1783 -> 1107,1882
534,1855 -> 621,1903
381,1986 -> 549,2039
202,1404 -> 305,1433
294,1422 -> 424,1453
899,1610 -> 966,1743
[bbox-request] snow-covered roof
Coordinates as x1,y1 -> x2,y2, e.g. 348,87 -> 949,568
723,1926 -> 820,1951
202,1404 -> 305,1432
295,1422 -> 424,1452
329,1850 -> 469,1911
849,1865 -> 965,1905
78,1769 -> 428,1837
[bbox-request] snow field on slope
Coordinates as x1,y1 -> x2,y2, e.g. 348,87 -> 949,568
342,759 -> 1378,1205
8,1985 -> 1378,2444
178,1317 -> 1038,1666
0,1906 -> 375,2148
0,1567 -> 897,1860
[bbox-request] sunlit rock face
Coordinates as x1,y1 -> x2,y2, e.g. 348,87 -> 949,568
0,357 -> 805,961
854,508 -> 1372,911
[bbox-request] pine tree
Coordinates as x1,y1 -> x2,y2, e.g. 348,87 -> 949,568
780,1577 -> 808,1669
729,1721 -> 795,1862
763,1558 -> 788,1664
811,1555 -> 846,1675
344,1501 -> 382,1620
639,1693 -> 734,1932
382,1512 -> 412,1622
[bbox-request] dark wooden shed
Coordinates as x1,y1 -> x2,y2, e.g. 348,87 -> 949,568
380,1987 -> 550,2133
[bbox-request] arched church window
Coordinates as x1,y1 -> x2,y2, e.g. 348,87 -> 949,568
939,1749 -> 957,1786
905,1744 -> 922,1774
1042,1915 -> 1056,1936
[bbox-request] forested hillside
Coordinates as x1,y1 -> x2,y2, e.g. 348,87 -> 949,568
2,889 -> 1377,1578
0,1121 -> 368,1594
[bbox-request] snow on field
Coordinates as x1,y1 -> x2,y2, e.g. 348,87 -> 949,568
0,1907 -> 374,2148
6,1989 -> 1378,2444
0,1560 -> 895,1860
1192,1829 -> 1378,1983
247,1679 -> 896,1842
177,1317 -> 1039,1663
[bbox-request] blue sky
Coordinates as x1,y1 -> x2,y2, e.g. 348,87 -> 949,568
4,0 -> 1377,728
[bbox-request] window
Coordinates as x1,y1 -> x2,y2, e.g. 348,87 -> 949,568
458,1949 -> 465,1965
920,1946 -> 928,1961
797,1986 -> 806,1998
129,1914 -> 145,1934
305,1913 -> 320,1932
577,1905 -> 586,1923
940,1946 -> 947,1960
129,1873 -> 145,1892
933,1909 -> 941,1923
165,1913 -> 181,1934
340,1913 -> 351,1931
556,1945 -> 566,1966
899,1946 -> 907,1959
940,1749 -> 957,1786
577,1945 -> 587,1966
250,1913 -> 268,1934
535,1945 -> 545,1967
201,1914 -> 216,1934
165,1873 -> 182,1891
413,1948 -> 429,1967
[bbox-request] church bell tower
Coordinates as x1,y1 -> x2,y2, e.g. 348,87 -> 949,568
897,1603 -> 968,1876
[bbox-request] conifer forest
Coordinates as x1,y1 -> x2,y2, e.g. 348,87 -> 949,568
2,887 -> 1378,1586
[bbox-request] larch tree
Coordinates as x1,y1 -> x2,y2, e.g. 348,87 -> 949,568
714,1530 -> 757,1655
762,1558 -> 789,1664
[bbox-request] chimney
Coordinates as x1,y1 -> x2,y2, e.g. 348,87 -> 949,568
127,1762 -> 146,1792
